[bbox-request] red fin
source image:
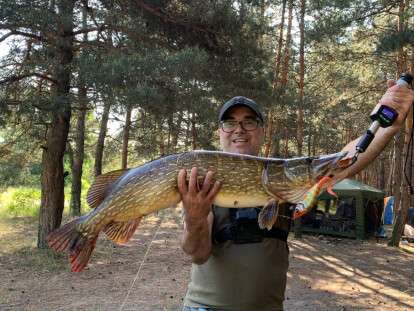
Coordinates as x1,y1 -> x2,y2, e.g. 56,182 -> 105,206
70,236 -> 98,273
87,169 -> 129,209
47,219 -> 79,252
47,219 -> 98,272
103,218 -> 142,245
327,186 -> 337,197
258,199 -> 279,230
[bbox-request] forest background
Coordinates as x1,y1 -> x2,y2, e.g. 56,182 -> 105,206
1,0 -> 414,250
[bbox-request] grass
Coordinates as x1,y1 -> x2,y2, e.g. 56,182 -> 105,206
0,217 -> 68,272
0,186 -> 89,273
0,187 -> 41,218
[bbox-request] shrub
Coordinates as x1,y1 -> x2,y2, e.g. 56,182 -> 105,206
0,187 -> 41,218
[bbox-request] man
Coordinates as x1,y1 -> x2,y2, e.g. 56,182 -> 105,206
178,80 -> 414,311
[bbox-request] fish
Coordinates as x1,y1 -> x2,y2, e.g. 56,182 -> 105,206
47,150 -> 350,272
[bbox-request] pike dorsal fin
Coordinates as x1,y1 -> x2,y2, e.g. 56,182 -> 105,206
87,169 -> 129,209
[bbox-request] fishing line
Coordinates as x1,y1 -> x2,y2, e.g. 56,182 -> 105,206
119,217 -> 163,311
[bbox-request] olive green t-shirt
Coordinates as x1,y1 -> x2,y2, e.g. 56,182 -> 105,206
183,207 -> 290,311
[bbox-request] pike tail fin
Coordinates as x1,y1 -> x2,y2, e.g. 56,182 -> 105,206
103,217 -> 142,245
47,219 -> 98,272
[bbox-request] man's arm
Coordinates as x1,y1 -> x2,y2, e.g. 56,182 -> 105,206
178,167 -> 221,264
335,80 -> 414,181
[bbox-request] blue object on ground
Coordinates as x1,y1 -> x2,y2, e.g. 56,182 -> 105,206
384,196 -> 394,225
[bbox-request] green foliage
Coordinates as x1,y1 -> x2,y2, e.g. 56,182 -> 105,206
376,28 -> 414,53
0,187 -> 41,218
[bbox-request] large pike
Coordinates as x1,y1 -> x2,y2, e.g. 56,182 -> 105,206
47,150 -> 350,272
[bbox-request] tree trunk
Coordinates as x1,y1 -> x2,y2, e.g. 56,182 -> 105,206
70,4 -> 88,217
38,0 -> 74,248
191,113 -> 197,150
272,0 -> 286,90
167,114 -> 173,154
279,0 -> 293,88
389,127 -> 411,246
389,0 -> 409,247
378,157 -> 386,190
264,112 -> 274,157
270,122 -> 281,157
171,111 -> 183,152
121,106 -> 132,169
387,144 -> 396,195
70,85 -> 87,216
296,0 -> 306,156
283,125 -> 289,157
157,118 -> 165,156
388,129 -> 405,246
94,100 -> 111,176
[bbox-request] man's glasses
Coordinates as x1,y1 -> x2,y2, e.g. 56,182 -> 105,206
220,119 -> 262,133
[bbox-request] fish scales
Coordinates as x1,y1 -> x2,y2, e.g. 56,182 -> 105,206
47,150 -> 349,272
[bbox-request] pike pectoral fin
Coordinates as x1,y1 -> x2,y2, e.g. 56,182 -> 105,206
47,219 -> 98,272
258,199 -> 279,230
103,218 -> 142,245
292,176 -> 334,219
87,169 -> 129,209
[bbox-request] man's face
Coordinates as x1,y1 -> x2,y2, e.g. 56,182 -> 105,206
218,106 -> 264,155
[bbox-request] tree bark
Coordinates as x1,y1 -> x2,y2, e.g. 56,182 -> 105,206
70,85 -> 87,216
296,0 -> 306,156
191,112 -> 197,150
388,129 -> 405,246
171,111 -> 183,152
70,4 -> 88,216
272,0 -> 286,90
121,106 -> 132,169
38,0 -> 74,248
389,0 -> 409,247
283,125 -> 289,157
279,0 -> 293,89
94,100 -> 111,176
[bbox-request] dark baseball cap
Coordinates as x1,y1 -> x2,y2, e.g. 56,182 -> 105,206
218,96 -> 264,123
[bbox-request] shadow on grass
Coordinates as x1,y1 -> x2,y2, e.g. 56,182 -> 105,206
0,217 -> 70,273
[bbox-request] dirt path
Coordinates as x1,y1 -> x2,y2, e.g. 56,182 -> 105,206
1,208 -> 413,311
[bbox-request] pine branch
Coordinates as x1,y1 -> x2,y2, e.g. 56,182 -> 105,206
0,30 -> 45,43
0,31 -> 14,42
0,73 -> 57,85
72,26 -> 108,36
122,0 -> 221,52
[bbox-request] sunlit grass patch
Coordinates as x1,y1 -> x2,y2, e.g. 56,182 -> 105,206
0,186 -> 85,219
0,187 -> 41,218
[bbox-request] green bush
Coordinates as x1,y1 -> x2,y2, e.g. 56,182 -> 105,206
0,187 -> 41,218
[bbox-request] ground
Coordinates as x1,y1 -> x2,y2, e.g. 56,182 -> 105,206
1,208 -> 414,311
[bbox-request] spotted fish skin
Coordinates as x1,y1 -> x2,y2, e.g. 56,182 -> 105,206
47,150 -> 348,272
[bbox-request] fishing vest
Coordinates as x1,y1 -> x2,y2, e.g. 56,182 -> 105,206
212,205 -> 291,244
183,204 -> 291,311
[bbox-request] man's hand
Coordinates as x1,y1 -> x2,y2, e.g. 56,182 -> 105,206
178,167 -> 221,264
178,167 -> 221,227
374,79 -> 414,128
